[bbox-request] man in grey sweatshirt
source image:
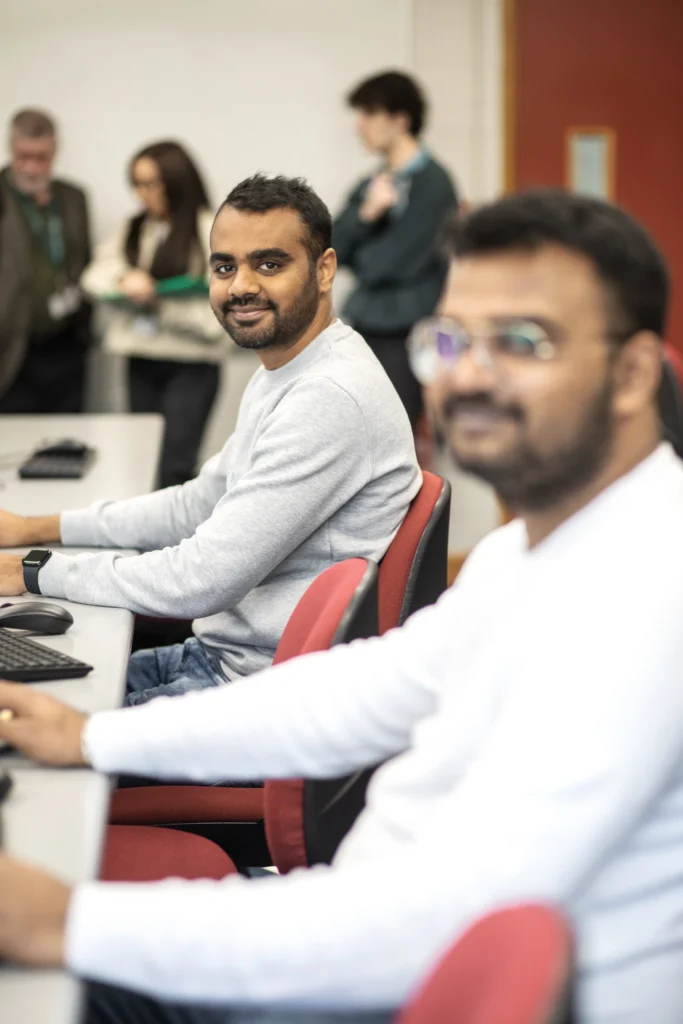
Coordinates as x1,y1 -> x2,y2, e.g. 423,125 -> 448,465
0,175 -> 421,704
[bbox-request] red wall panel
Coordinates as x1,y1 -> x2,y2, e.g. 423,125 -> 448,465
514,0 -> 683,349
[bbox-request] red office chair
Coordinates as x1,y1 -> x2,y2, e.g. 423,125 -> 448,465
100,824 -> 239,882
378,470 -> 451,635
107,558 -> 379,876
395,904 -> 573,1024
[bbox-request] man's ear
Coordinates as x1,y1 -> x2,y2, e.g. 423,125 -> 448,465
318,247 -> 337,295
612,331 -> 662,417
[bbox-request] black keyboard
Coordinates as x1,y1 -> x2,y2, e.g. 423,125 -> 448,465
19,449 -> 94,480
0,629 -> 93,682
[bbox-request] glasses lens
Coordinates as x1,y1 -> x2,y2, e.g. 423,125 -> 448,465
408,321 -> 470,384
496,320 -> 553,359
407,321 -> 440,385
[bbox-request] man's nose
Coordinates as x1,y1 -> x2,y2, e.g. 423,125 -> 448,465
441,343 -> 498,392
229,265 -> 260,298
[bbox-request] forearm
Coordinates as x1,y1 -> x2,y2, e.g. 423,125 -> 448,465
84,626 -> 437,782
41,384 -> 377,615
21,515 -> 62,545
66,859 -> 452,1009
59,468 -> 223,552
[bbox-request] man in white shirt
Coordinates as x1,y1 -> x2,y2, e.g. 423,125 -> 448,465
0,189 -> 681,1024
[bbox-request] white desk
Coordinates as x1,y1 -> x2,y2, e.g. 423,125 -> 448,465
0,413 -> 163,1024
0,413 -> 163,513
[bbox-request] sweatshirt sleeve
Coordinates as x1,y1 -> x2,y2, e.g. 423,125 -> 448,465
39,378 -> 373,617
55,452 -> 229,553
65,574 -> 683,1010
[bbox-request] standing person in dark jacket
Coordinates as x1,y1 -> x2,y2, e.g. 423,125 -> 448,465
0,109 -> 92,412
333,71 -> 458,427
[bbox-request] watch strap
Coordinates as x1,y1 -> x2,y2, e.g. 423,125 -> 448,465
22,550 -> 52,595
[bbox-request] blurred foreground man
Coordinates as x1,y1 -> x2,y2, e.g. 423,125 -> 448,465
1,190 -> 683,1024
0,109 -> 91,411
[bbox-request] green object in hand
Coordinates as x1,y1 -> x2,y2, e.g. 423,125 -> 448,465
100,274 -> 208,305
155,274 -> 209,298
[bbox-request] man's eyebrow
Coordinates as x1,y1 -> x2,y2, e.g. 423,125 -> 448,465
248,248 -> 293,262
209,248 -> 294,266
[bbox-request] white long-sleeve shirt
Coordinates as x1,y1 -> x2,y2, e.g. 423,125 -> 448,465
67,444 -> 683,1023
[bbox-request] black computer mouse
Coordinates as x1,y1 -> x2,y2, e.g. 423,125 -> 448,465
0,602 -> 74,635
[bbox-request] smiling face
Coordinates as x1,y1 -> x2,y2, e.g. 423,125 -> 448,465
209,205 -> 333,353
428,244 -> 659,511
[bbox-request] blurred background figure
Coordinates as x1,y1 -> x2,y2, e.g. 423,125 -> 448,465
0,109 -> 92,413
81,140 -> 224,488
333,71 -> 458,431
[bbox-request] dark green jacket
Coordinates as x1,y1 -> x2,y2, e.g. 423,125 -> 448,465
0,168 -> 92,397
333,156 -> 458,335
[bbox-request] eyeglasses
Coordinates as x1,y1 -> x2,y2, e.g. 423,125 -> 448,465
132,178 -> 163,191
407,315 -> 559,385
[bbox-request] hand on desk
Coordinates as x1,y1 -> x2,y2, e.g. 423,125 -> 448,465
0,855 -> 69,966
0,683 -> 88,766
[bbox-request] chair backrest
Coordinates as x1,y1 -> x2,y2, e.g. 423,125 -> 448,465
288,475 -> 453,871
273,557 -> 378,665
264,558 -> 379,874
396,904 -> 573,1024
378,470 -> 451,634
295,473 -> 453,870
660,344 -> 683,459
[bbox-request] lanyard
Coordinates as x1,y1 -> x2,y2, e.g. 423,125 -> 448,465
16,192 -> 66,270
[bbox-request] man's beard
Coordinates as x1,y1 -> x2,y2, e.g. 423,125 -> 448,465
215,267 -> 320,352
441,374 -> 616,512
11,171 -> 50,197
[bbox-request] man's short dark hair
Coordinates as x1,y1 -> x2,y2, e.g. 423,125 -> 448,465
347,71 -> 426,138
10,108 -> 56,140
446,188 -> 669,339
220,174 -> 332,264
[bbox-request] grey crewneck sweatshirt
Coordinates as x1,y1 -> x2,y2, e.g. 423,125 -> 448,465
38,320 -> 421,679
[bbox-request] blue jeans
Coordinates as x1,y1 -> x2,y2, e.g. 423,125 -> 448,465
125,638 -> 227,707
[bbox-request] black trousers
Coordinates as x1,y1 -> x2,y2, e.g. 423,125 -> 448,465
85,983 -> 394,1024
128,358 -> 220,489
0,333 -> 86,413
363,333 -> 422,429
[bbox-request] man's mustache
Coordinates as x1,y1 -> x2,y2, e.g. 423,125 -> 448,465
440,392 -> 524,423
221,297 -> 276,315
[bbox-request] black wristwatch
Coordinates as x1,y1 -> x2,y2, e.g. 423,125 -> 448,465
22,549 -> 52,595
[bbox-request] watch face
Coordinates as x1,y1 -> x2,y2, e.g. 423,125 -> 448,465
24,550 -> 49,567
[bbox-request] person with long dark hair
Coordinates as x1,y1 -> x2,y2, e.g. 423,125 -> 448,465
82,140 -> 225,487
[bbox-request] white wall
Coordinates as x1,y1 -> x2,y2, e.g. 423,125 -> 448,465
0,0 -> 503,237
1,0 -> 417,239
1,0 -> 503,548
414,0 -> 504,202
